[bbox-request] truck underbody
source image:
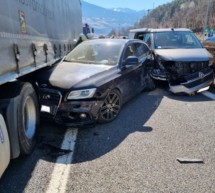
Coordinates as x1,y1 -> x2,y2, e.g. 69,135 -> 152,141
0,0 -> 82,177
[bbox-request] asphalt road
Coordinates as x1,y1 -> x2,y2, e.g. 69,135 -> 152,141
0,85 -> 215,193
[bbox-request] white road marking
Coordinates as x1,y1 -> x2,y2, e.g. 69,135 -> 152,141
201,91 -> 215,100
46,128 -> 78,193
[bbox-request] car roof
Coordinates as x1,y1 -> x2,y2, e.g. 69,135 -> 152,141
88,38 -> 129,43
83,38 -> 142,44
129,28 -> 192,33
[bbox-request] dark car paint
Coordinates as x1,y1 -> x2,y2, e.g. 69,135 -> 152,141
48,61 -> 145,104
49,61 -> 114,89
37,39 -> 153,127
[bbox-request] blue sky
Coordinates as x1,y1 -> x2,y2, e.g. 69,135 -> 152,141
83,0 -> 173,11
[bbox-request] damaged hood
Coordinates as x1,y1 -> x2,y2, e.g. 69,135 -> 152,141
155,48 -> 213,61
49,61 -> 113,89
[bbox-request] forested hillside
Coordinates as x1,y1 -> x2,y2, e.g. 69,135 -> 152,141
133,0 -> 215,32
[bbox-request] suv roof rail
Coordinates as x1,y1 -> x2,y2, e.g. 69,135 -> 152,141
129,28 -> 192,33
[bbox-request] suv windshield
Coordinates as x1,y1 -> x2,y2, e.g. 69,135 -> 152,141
153,31 -> 202,49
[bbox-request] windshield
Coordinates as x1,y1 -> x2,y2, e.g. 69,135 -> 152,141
64,40 -> 124,65
153,31 -> 202,49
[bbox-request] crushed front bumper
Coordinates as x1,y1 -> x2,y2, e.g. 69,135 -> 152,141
169,69 -> 214,94
39,88 -> 103,127
54,100 -> 103,127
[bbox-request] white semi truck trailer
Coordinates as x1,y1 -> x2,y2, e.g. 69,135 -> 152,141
0,0 -> 82,178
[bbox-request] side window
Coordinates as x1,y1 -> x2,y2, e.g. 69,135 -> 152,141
134,43 -> 150,58
124,44 -> 135,59
136,33 -> 151,46
143,33 -> 151,46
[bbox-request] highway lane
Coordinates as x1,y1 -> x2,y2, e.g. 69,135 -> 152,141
0,85 -> 215,193
67,90 -> 215,193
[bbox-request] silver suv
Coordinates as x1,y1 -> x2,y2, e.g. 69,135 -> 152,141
129,28 -> 214,94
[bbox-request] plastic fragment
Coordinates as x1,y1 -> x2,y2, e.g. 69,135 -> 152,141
42,142 -> 72,157
177,158 -> 204,164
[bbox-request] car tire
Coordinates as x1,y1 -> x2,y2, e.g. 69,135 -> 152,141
98,89 -> 122,123
17,83 -> 40,155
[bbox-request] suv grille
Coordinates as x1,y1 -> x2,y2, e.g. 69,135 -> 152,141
175,61 -> 209,75
39,88 -> 62,106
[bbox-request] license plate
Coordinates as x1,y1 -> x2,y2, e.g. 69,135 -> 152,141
41,105 -> 51,113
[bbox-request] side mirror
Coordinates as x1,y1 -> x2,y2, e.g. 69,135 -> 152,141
125,56 -> 138,66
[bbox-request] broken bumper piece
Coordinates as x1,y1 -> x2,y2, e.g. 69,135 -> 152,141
42,100 -> 103,127
169,69 -> 214,94
55,100 -> 104,127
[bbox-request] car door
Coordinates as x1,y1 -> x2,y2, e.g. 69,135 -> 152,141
134,42 -> 154,87
118,42 -> 145,102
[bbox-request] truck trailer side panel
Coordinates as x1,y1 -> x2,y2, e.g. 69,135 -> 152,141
0,0 -> 82,178
0,0 -> 82,85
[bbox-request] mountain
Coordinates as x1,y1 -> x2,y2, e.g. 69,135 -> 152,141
135,0 -> 215,33
82,1 -> 146,35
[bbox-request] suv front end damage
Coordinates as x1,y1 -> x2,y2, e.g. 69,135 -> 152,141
129,28 -> 215,94
156,59 -> 214,94
165,61 -> 213,94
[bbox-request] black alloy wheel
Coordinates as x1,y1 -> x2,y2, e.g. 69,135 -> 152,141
98,89 -> 122,123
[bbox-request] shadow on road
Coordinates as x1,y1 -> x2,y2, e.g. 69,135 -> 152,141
0,120 -> 67,193
72,83 -> 214,164
1,83 -> 212,193
167,90 -> 214,102
73,92 -> 163,163
0,91 -> 163,193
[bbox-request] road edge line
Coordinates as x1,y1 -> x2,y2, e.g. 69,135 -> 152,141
201,91 -> 215,100
46,128 -> 78,193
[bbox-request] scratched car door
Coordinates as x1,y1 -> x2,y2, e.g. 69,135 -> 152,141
133,42 -> 152,88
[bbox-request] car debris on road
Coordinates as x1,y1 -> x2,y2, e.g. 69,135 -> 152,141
177,158 -> 204,164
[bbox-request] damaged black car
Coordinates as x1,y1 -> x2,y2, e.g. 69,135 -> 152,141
129,28 -> 214,94
36,39 -> 154,127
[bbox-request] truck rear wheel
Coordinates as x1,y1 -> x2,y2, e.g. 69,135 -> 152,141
17,83 -> 39,155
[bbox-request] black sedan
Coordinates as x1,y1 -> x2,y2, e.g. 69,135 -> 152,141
38,39 -> 154,127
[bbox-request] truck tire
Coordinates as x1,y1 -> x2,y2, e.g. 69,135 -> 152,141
17,83 -> 39,155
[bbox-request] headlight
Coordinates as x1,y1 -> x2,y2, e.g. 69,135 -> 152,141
67,88 -> 96,99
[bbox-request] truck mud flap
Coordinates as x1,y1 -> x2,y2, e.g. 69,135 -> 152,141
6,96 -> 21,158
0,96 -> 21,159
